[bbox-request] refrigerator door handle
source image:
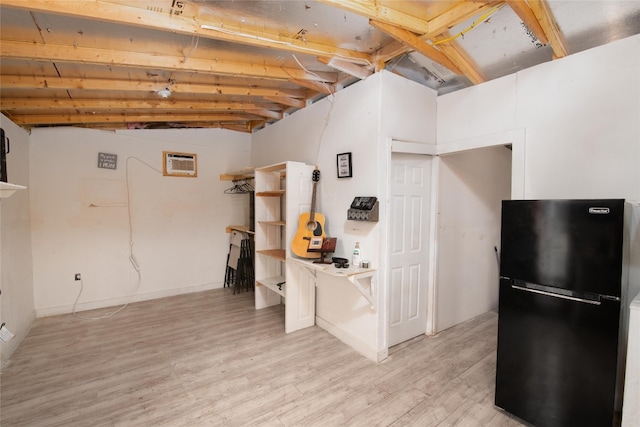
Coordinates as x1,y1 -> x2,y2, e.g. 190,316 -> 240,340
511,284 -> 602,305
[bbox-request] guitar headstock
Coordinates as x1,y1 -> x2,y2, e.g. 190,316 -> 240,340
312,168 -> 320,182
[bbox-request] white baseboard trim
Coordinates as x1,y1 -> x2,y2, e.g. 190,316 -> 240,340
35,281 -> 224,318
315,316 -> 382,363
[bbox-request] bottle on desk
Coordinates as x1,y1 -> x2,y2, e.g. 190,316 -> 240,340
352,242 -> 361,268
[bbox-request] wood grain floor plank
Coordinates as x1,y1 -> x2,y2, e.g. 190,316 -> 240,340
1,288 -> 523,426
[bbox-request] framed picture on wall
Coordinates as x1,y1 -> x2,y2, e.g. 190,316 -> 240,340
337,152 -> 352,178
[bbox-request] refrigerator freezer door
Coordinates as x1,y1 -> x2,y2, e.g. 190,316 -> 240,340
500,199 -> 625,297
495,278 -> 621,427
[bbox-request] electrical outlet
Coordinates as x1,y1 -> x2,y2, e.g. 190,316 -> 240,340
74,273 -> 81,281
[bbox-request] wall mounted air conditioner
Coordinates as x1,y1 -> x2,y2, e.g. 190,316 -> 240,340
163,151 -> 197,177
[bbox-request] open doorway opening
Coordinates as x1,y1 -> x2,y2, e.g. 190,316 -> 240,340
435,145 -> 512,333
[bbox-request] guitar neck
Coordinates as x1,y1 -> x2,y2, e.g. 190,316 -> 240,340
310,181 -> 317,221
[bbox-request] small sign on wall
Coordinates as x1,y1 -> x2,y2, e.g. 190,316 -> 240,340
98,152 -> 118,170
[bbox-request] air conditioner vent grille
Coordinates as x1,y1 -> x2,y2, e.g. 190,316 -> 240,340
163,151 -> 197,177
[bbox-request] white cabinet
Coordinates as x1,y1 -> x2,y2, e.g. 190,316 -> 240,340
254,161 -> 316,333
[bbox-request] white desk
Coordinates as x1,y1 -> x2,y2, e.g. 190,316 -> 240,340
288,258 -> 377,310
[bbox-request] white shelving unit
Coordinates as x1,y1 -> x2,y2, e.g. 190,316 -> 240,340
254,161 -> 316,333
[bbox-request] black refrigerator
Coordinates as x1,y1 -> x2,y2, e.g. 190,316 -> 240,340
495,199 -> 631,427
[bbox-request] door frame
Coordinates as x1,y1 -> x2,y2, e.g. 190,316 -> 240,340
387,129 -> 525,338
388,141 -> 438,336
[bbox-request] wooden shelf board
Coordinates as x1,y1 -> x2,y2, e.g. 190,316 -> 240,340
219,167 -> 255,181
256,249 -> 286,261
256,276 -> 286,297
225,225 -> 255,234
256,163 -> 286,173
258,220 -> 286,227
256,190 -> 285,197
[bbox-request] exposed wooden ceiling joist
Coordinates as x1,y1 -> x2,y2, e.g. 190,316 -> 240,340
1,0 -> 373,66
332,1 -> 498,82
9,112 -> 260,126
0,98 -> 283,113
246,108 -> 283,120
0,41 -> 338,83
373,40 -> 410,70
369,20 -> 463,75
318,0 -> 431,34
425,1 -> 502,38
527,0 -> 569,59
505,0 -> 549,45
288,79 -> 335,96
320,0 -> 500,40
0,75 -> 307,99
264,96 -> 306,109
431,36 -> 485,85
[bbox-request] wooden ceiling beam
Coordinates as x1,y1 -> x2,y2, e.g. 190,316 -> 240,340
21,122 -> 254,132
432,36 -> 486,85
0,41 -> 338,83
221,125 -> 251,133
246,109 -> 283,120
0,0 -> 372,66
321,0 -> 500,40
289,79 -> 334,96
0,75 -> 307,98
369,20 -> 463,75
318,0 -> 430,34
0,98 -> 283,112
425,1 -> 501,38
170,83 -> 306,99
527,0 -> 569,58
505,0 -> 548,45
10,112 -> 260,126
345,1 -> 500,73
264,96 -> 306,109
373,40 -> 410,69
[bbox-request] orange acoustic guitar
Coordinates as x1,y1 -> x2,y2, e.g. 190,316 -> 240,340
291,168 -> 326,258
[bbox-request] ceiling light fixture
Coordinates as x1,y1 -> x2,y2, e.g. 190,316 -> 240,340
156,88 -> 172,98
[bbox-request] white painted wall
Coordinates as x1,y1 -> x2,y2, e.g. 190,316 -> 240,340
0,114 -> 35,368
435,147 -> 511,332
29,127 -> 251,316
252,71 -> 437,361
438,34 -> 640,201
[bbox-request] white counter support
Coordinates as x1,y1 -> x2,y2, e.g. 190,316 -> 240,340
0,182 -> 27,198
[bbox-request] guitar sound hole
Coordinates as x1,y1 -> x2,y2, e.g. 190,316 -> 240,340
305,221 -> 317,231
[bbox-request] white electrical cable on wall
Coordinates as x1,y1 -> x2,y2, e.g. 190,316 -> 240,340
72,157 -> 162,320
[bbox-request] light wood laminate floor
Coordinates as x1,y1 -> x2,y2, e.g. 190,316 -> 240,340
1,288 -> 524,426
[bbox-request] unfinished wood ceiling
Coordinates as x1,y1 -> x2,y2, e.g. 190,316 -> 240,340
1,1 -> 639,132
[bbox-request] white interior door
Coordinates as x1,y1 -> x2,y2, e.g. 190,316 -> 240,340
388,153 -> 432,347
